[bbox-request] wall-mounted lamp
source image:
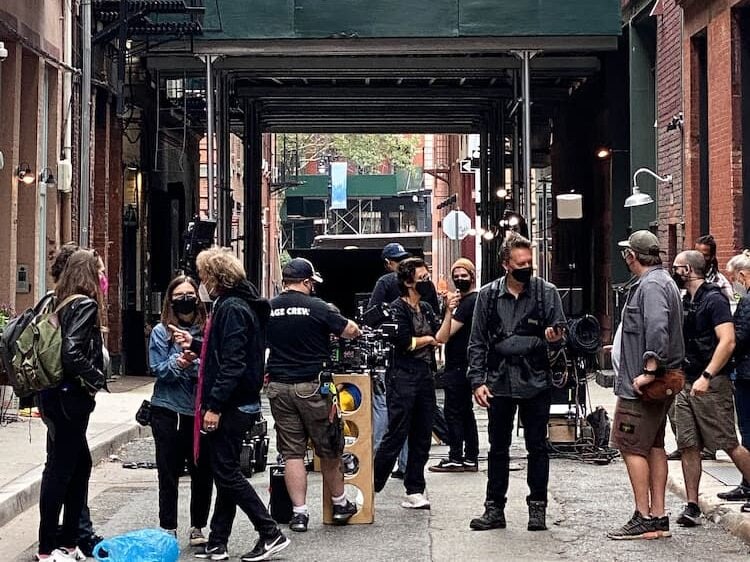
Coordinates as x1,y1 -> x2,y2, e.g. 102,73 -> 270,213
595,147 -> 628,160
17,163 -> 34,185
39,167 -> 56,188
624,167 -> 672,208
496,187 -> 508,199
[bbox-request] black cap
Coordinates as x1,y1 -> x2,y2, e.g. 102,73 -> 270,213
282,258 -> 323,283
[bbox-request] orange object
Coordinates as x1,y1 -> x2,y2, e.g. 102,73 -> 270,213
437,276 -> 448,293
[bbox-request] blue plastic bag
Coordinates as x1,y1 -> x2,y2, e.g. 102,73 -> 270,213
93,528 -> 179,562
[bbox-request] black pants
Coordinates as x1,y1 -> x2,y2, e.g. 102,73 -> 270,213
486,390 -> 551,506
442,367 -> 479,463
205,409 -> 278,546
38,385 -> 95,554
374,365 -> 435,495
151,405 -> 213,530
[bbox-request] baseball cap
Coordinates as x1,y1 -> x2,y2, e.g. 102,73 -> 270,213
382,242 -> 410,261
618,230 -> 661,256
282,257 -> 323,283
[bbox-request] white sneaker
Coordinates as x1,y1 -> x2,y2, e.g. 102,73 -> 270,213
401,493 -> 430,510
61,547 -> 86,561
35,550 -> 75,562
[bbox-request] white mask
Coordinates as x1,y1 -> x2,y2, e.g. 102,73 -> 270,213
198,282 -> 214,303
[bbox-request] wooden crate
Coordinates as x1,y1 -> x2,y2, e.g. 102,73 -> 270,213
548,415 -> 576,443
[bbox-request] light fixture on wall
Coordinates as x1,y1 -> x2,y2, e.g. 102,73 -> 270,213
624,167 -> 673,208
17,163 -> 34,185
39,167 -> 56,188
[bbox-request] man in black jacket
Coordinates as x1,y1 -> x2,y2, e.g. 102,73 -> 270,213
466,233 -> 565,532
173,247 -> 289,562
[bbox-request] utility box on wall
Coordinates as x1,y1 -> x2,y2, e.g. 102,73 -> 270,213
16,265 -> 30,294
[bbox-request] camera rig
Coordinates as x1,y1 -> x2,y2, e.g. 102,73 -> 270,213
328,323 -> 398,374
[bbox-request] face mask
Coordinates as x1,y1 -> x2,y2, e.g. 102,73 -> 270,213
198,283 -> 214,303
415,280 -> 433,298
172,295 -> 197,316
733,282 -> 747,298
453,278 -> 472,293
510,267 -> 532,286
99,273 -> 109,296
671,272 -> 686,290
305,279 -> 316,295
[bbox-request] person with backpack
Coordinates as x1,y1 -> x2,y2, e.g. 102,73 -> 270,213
148,274 -> 213,545
37,249 -> 108,561
466,233 -> 565,533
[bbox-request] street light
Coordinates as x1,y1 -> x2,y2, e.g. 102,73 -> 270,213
624,167 -> 672,208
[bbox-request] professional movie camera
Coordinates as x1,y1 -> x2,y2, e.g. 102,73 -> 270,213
328,323 -> 398,374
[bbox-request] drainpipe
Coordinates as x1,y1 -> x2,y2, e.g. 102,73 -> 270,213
61,0 -> 73,242
79,0 -> 92,246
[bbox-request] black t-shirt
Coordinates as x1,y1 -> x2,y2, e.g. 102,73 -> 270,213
266,290 -> 348,382
445,291 -> 478,370
683,283 -> 734,382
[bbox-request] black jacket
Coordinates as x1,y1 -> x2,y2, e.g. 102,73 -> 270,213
734,294 -> 750,380
59,296 -> 105,393
198,280 -> 270,413
389,297 -> 440,371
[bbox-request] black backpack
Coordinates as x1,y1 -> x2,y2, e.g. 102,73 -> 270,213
0,292 -> 55,397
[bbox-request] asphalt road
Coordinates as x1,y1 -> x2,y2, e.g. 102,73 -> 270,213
6,400 -> 750,561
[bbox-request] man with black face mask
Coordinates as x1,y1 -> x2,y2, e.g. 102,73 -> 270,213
373,257 -> 441,510
466,233 -> 565,533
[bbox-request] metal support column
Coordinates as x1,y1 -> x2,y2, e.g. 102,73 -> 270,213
513,50 -> 539,249
217,71 -> 231,246
205,55 -> 216,219
79,0 -> 92,246
243,100 -> 262,288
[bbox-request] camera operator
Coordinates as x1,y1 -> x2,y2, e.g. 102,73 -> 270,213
467,233 -> 565,532
373,257 -> 441,510
266,258 -> 361,532
429,258 -> 479,474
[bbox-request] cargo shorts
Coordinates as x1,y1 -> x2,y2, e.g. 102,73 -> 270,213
610,396 -> 673,457
266,381 -> 344,460
674,375 -> 739,452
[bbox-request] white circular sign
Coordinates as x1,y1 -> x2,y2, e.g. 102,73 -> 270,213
442,210 -> 472,240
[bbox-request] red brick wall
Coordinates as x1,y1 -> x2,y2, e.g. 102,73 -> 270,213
682,0 -> 745,270
656,0 -> 685,265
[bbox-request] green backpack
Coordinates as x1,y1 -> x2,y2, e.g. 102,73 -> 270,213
11,294 -> 86,396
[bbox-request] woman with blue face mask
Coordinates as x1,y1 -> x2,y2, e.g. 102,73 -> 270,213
148,275 -> 213,545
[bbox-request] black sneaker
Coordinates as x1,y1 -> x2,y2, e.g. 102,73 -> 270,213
651,515 -> 672,538
463,460 -> 479,473
391,469 -> 405,480
607,511 -> 659,540
289,512 -> 309,532
240,530 -> 290,562
717,485 -> 750,501
469,501 -> 506,530
195,544 -> 229,560
332,500 -> 357,525
676,503 -> 702,527
428,459 -> 464,473
666,450 -> 681,461
78,534 -> 104,557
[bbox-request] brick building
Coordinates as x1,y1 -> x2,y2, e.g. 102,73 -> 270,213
680,0 -> 750,269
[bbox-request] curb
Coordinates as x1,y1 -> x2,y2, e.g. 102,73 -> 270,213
666,473 -> 750,545
0,422 -> 149,529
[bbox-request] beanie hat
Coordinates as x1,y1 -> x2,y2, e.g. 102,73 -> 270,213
451,258 -> 476,280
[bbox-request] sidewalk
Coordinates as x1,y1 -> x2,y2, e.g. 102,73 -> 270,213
0,376 -> 153,528
588,376 -> 750,545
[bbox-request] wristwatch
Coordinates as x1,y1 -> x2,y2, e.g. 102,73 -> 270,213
701,370 -> 713,380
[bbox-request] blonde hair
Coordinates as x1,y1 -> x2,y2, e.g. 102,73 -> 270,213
196,246 -> 246,291
728,250 -> 750,274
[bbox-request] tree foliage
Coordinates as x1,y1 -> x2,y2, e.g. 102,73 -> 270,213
276,133 -> 419,176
